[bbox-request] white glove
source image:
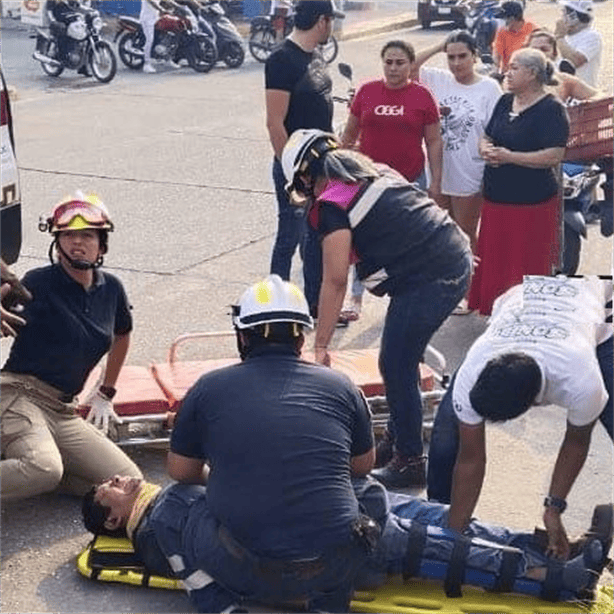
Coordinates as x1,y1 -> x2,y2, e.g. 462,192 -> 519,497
85,390 -> 123,435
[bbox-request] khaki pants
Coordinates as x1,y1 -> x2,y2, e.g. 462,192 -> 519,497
1,373 -> 142,501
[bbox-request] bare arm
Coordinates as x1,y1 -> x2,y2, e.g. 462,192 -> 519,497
341,112 -> 361,149
414,41 -> 445,71
103,332 -> 130,388
447,422 -> 486,533
351,447 -> 375,477
560,73 -> 600,101
553,20 -> 589,69
543,421 -> 594,558
167,451 -> 210,484
424,121 -> 443,198
314,229 -> 352,365
266,89 -> 291,159
483,146 -> 566,169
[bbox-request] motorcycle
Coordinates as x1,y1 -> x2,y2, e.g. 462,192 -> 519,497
561,158 -> 613,275
248,12 -> 338,65
115,3 -> 217,73
461,0 -> 502,57
195,0 -> 245,68
33,5 -> 117,83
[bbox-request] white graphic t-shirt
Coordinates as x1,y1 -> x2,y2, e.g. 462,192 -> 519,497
453,275 -> 610,426
419,67 -> 501,196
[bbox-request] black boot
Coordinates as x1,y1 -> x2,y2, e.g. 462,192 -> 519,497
371,452 -> 427,489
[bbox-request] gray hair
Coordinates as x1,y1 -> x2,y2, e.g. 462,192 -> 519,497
321,149 -> 380,183
512,48 -> 558,86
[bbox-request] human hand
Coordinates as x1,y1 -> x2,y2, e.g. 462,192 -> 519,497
0,266 -> 32,310
543,507 -> 570,560
482,145 -> 511,167
85,390 -> 123,435
315,347 -> 331,367
554,18 -> 568,39
1,285 -> 26,337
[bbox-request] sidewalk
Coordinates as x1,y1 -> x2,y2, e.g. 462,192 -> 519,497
1,2 -> 418,39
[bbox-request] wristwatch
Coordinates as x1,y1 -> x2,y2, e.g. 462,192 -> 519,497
544,496 -> 567,514
99,385 -> 117,400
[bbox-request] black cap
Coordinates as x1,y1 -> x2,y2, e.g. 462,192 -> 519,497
496,1 -> 524,18
294,1 -> 345,20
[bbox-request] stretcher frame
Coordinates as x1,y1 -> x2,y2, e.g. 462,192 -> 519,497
78,332 -> 449,448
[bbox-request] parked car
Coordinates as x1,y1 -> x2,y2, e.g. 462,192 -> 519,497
0,70 -> 22,265
417,0 -> 467,29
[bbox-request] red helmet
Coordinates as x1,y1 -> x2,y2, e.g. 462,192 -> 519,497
40,191 -> 114,234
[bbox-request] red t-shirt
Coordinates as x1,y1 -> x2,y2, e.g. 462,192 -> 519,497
350,79 -> 440,182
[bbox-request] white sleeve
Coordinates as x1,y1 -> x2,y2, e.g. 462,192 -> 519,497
570,30 -> 602,63
452,360 -> 485,426
418,66 -> 447,89
564,363 -> 608,426
483,79 -> 503,127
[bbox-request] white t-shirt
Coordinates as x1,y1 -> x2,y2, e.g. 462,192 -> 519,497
453,275 -> 610,427
564,27 -> 602,87
419,67 -> 502,196
140,0 -> 158,22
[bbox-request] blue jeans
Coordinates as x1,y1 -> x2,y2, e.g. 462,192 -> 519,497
380,256 -> 472,458
357,492 -> 588,599
269,157 -> 322,314
146,479 -> 385,613
427,335 -> 614,503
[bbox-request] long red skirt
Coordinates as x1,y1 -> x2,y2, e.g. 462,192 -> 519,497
467,195 -> 560,316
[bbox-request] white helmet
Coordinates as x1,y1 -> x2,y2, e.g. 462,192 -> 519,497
281,129 -> 339,196
233,275 -> 314,330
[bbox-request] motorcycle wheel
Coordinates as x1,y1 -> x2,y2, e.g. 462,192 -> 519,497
319,36 -> 338,64
248,28 -> 274,63
118,30 -> 145,70
41,39 -> 64,77
188,37 -> 217,73
88,41 -> 117,83
222,41 -> 245,68
562,225 -> 582,275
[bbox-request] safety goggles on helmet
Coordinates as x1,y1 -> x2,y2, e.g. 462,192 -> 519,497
233,274 -> 314,330
39,193 -> 114,234
282,129 -> 339,197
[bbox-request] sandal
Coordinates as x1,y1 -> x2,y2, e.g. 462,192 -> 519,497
339,308 -> 360,322
452,299 -> 473,316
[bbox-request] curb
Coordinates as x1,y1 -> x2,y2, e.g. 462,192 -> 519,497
339,14 -> 419,41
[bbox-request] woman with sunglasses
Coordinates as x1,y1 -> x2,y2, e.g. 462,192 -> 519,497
0,191 -> 142,502
339,39 -> 443,323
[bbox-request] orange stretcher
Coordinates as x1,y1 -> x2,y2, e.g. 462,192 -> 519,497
78,332 -> 448,447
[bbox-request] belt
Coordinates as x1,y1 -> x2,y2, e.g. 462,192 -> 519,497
218,525 -> 353,582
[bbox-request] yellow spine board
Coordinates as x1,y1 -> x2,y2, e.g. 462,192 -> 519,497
76,538 -> 613,613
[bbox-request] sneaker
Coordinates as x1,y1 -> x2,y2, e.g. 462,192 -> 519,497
371,453 -> 427,489
142,63 -> 156,74
374,430 -> 394,468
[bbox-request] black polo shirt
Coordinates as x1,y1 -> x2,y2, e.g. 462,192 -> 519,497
3,264 -> 132,397
171,344 -> 374,559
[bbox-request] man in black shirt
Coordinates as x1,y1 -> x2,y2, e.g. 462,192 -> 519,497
265,0 -> 344,317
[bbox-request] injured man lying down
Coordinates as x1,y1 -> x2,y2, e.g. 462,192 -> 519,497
81,475 -> 612,613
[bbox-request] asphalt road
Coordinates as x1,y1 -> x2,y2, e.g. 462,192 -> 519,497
0,3 -> 612,612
